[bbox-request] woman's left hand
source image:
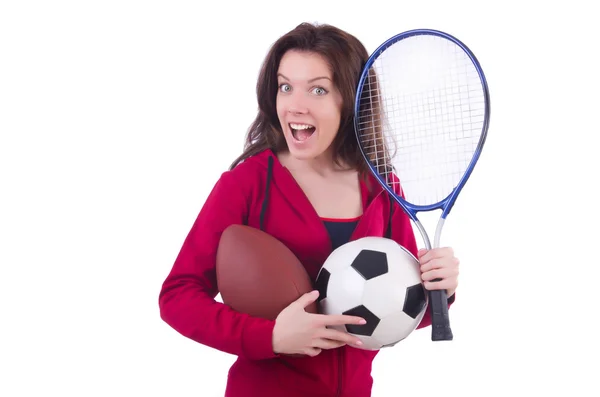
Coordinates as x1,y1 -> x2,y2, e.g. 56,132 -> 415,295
417,247 -> 459,299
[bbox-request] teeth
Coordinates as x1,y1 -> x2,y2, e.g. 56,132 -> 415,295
290,123 -> 314,130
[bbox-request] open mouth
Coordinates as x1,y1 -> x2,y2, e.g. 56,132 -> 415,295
289,123 -> 316,142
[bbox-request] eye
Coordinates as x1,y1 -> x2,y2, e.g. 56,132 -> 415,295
279,83 -> 291,93
312,87 -> 328,95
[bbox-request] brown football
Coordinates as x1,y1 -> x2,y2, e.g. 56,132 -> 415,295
216,224 -> 317,320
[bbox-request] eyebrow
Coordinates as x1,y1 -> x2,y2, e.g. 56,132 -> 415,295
277,73 -> 332,83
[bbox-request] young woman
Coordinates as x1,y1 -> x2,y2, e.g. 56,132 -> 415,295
159,22 -> 459,397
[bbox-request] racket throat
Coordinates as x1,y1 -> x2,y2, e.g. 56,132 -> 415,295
413,217 -> 445,249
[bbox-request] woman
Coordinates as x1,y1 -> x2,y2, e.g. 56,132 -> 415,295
159,22 -> 459,397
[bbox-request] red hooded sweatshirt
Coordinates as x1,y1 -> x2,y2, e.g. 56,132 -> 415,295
159,149 -> 454,397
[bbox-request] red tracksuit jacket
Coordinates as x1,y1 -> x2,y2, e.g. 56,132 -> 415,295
159,149 -> 452,397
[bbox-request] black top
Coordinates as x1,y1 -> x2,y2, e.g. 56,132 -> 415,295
321,217 -> 361,251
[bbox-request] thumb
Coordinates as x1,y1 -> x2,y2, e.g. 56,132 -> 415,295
296,290 -> 319,308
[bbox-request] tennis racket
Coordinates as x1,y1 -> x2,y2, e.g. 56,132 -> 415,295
354,29 -> 490,341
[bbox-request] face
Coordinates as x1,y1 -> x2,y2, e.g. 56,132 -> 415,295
276,50 -> 343,163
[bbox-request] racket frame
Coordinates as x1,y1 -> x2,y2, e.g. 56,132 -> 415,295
353,28 -> 491,341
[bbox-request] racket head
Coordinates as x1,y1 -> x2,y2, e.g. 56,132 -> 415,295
354,29 -> 491,220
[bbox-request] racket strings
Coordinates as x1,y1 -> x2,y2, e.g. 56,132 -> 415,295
357,35 -> 486,205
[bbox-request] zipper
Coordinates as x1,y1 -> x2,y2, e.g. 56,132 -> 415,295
336,348 -> 344,397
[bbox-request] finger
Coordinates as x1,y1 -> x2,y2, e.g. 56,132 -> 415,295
314,313 -> 366,327
424,277 -> 458,291
303,347 -> 322,357
295,290 -> 320,308
318,328 -> 364,347
420,256 -> 459,273
419,247 -> 454,264
421,267 -> 458,282
420,258 -> 444,273
312,338 -> 347,350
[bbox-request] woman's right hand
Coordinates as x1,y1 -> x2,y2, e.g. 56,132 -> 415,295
272,290 -> 366,357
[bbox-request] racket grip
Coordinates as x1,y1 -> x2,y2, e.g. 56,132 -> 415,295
429,288 -> 453,341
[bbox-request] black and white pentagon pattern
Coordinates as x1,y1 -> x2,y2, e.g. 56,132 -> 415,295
343,305 -> 380,336
350,249 -> 388,280
404,283 -> 427,319
316,236 -> 428,350
319,265 -> 366,317
314,267 -> 330,302
316,236 -> 370,306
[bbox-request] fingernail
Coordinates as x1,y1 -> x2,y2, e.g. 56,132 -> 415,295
355,340 -> 363,346
359,319 -> 367,324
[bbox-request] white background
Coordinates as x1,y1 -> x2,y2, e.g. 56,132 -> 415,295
1,1 -> 598,396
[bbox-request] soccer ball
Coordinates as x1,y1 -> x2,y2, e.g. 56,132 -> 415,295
314,237 -> 428,350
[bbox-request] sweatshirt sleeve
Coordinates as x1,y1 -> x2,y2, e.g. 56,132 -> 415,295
386,188 -> 455,331
158,170 -> 278,360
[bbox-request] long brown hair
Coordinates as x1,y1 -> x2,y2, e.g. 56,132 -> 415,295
229,22 -> 377,175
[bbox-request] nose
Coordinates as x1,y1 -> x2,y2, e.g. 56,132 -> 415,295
287,92 -> 309,115
288,107 -> 308,115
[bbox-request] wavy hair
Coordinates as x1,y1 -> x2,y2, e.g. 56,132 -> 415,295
229,22 -> 382,177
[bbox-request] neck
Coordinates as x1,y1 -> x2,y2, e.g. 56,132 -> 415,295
278,149 -> 350,176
